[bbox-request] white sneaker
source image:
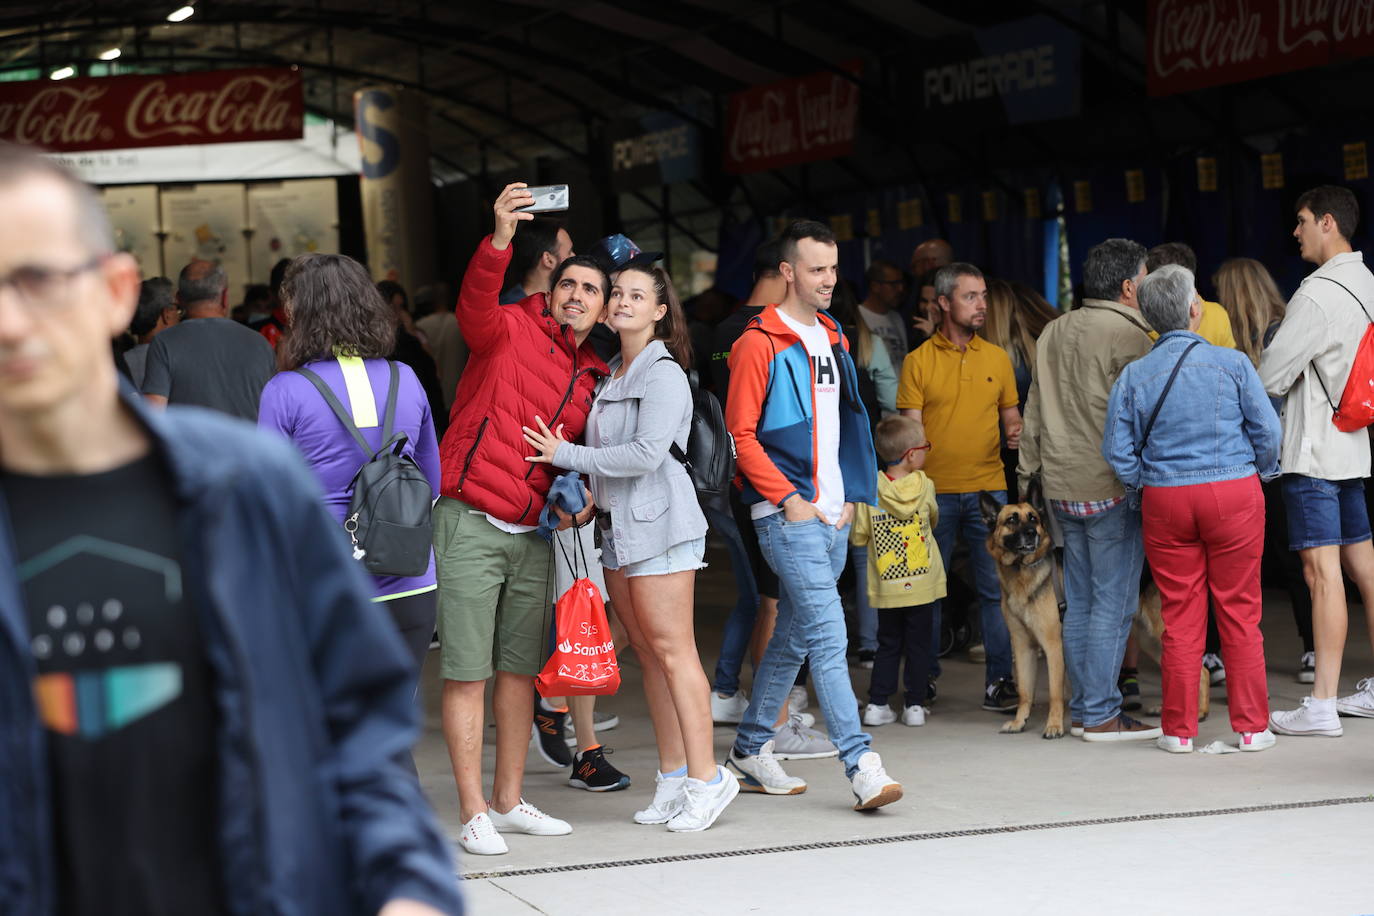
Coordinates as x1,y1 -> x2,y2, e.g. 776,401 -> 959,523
850,751 -> 902,810
711,691 -> 750,724
1156,734 -> 1192,754
633,771 -> 687,825
787,685 -> 809,717
901,705 -> 927,727
796,711 -> 816,728
1297,651 -> 1315,684
487,799 -> 572,835
458,811 -> 508,856
862,703 -> 897,726
1269,697 -> 1343,737
1238,729 -> 1277,752
1336,677 -> 1374,718
726,740 -> 807,795
666,767 -> 740,832
1202,652 -> 1226,685
771,715 -> 838,759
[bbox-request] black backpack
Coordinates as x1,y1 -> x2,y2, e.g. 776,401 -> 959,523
657,356 -> 736,502
296,361 -> 434,577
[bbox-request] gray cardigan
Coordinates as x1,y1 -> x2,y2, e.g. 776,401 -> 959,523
554,339 -> 707,567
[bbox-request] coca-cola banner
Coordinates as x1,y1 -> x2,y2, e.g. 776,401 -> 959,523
0,67 -> 304,153
723,61 -> 861,174
1148,0 -> 1374,97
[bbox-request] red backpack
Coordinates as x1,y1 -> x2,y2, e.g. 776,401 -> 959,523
1311,276 -> 1374,432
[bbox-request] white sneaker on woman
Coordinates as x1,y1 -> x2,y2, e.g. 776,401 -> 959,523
487,799 -> 572,835
633,771 -> 687,825
1270,697 -> 1343,737
667,767 -> 740,832
458,811 -> 508,856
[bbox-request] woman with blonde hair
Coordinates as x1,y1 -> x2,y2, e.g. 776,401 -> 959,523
982,279 -> 1058,494
1214,257 -> 1314,681
1214,257 -> 1287,368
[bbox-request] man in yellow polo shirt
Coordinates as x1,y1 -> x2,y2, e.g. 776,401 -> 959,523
898,263 -> 1022,712
1145,243 -> 1237,348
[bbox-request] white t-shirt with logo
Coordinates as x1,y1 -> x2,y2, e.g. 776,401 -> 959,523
858,304 -> 908,369
753,309 -> 846,524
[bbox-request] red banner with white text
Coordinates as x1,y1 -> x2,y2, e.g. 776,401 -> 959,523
1148,0 -> 1374,97
723,61 -> 862,174
0,67 -> 305,153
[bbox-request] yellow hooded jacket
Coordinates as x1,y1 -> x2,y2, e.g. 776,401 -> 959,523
850,469 -> 947,609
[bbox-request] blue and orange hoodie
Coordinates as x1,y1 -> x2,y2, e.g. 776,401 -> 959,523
725,303 -> 878,510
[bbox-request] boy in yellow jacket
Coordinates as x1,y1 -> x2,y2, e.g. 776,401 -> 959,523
851,415 -> 947,727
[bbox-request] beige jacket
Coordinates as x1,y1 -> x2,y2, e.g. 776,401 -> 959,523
1019,299 -> 1154,501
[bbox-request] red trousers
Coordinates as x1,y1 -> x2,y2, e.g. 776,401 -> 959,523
1141,476 -> 1269,736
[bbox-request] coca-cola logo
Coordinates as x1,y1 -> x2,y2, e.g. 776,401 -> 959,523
1151,0 -> 1268,79
0,68 -> 303,153
726,69 -> 859,171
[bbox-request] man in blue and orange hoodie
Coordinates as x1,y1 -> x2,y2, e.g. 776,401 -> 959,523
724,219 -> 904,811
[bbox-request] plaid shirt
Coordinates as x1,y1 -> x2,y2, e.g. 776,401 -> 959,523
1050,496 -> 1126,518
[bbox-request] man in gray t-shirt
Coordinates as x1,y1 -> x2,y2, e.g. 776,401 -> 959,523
142,259 -> 276,421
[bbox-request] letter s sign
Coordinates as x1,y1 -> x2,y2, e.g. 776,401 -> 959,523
355,89 -> 400,180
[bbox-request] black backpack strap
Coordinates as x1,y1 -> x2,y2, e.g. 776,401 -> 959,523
381,360 -> 400,443
1136,340 -> 1202,458
1307,276 -> 1374,413
294,367 -> 375,458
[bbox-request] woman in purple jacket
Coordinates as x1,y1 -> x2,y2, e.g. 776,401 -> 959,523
258,254 -> 441,758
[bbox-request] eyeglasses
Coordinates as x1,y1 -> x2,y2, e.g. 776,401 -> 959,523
0,255 -> 106,309
906,442 -> 932,456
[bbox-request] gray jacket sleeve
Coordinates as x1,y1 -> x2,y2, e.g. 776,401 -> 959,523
554,360 -> 689,478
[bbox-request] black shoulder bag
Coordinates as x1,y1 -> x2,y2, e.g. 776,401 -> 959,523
1135,340 -> 1203,459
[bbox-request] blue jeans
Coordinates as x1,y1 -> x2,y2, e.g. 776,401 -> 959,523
849,545 -> 878,652
705,503 -> 759,697
933,491 -> 1012,686
734,514 -> 871,777
1055,500 -> 1145,728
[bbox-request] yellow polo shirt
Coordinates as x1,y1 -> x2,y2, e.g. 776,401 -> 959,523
896,332 -> 1018,494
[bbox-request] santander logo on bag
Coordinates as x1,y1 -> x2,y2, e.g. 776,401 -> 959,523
537,579 -> 621,697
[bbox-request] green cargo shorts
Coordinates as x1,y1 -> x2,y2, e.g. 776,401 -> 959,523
433,497 -> 553,681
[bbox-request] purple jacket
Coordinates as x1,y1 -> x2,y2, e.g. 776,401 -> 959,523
259,357 -> 441,599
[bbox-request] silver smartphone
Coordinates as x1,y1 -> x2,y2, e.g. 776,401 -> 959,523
516,184 -> 569,213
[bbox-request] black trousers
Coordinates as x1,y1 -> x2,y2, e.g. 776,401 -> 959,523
383,591 -> 438,778
868,603 -> 936,707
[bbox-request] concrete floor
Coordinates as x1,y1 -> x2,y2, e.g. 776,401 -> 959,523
414,541 -> 1374,914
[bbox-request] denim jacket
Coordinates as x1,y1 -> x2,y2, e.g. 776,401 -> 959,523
1103,331 -> 1282,491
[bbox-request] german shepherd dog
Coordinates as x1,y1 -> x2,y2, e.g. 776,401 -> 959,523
979,485 -> 1209,739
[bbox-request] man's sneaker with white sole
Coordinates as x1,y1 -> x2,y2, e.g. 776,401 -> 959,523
901,705 -> 927,727
711,691 -> 750,724
458,811 -> 508,856
726,740 -> 807,795
850,752 -> 902,810
862,703 -> 897,726
487,799 -> 572,836
1270,697 -> 1343,736
666,767 -> 740,833
771,715 -> 839,759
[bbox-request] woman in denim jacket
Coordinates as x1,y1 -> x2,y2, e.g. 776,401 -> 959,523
524,265 -> 735,833
1103,264 -> 1282,755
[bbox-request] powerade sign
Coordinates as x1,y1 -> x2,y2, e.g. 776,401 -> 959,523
607,112 -> 700,193
920,15 -> 1080,125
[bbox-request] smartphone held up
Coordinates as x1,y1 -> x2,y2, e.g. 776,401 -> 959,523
515,185 -> 570,213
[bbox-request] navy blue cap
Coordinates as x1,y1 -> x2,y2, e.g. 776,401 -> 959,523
588,233 -> 661,275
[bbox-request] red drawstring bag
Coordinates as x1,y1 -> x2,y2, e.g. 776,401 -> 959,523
1310,276 -> 1374,432
535,535 -> 620,697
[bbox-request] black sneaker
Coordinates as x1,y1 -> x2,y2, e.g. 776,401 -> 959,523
927,678 -> 938,706
569,746 -> 630,792
982,678 -> 1018,713
857,648 -> 876,669
1118,667 -> 1141,712
533,701 -> 572,767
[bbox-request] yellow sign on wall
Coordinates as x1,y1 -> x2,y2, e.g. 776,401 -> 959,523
897,199 -> 922,230
830,213 -> 854,242
1261,152 -> 1284,190
1024,187 -> 1042,220
981,190 -> 999,221
1344,142 -> 1368,181
947,193 -> 963,224
866,208 -> 881,237
1125,169 -> 1146,204
1074,180 -> 1092,213
1197,157 -> 1218,192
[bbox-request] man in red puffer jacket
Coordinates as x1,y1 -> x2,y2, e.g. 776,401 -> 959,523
435,182 -> 609,857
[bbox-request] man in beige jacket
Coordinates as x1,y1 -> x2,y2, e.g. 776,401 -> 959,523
1019,238 -> 1161,743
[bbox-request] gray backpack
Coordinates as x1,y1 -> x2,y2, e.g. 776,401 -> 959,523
296,361 -> 433,577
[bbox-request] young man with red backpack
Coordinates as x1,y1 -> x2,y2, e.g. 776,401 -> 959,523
1261,184 -> 1374,738
434,183 -> 609,855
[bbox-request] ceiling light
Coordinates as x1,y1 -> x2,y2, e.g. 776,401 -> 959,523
98,47 -> 121,61
166,5 -> 194,22
49,65 -> 75,80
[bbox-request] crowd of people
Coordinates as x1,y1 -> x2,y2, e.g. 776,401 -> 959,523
3,135 -> 1374,911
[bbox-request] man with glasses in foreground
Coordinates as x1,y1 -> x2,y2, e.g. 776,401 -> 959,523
0,145 -> 460,915
859,259 -> 910,369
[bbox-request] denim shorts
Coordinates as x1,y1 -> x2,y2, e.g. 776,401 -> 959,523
1281,475 -> 1372,550
601,533 -> 706,578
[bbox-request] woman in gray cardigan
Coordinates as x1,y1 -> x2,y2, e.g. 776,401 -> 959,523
524,265 -> 735,833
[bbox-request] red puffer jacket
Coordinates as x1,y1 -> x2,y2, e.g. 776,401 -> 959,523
438,236 -> 607,524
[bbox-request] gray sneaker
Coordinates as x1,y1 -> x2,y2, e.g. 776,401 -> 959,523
771,715 -> 838,760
